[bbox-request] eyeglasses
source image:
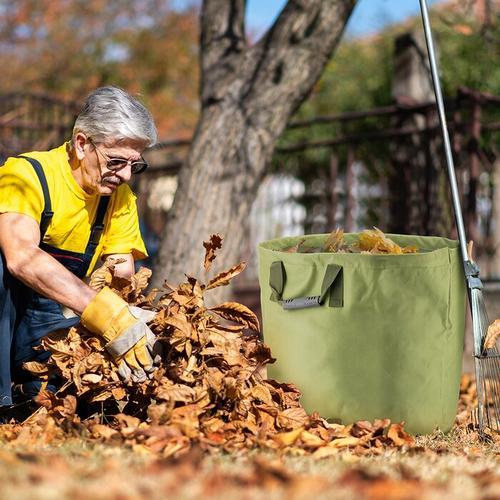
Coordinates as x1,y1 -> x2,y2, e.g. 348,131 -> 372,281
88,138 -> 149,174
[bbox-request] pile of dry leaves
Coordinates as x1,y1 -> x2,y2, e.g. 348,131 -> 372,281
283,227 -> 418,254
0,235 -> 415,457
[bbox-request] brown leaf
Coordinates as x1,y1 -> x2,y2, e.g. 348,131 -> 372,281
387,423 -> 415,447
170,404 -> 203,438
205,368 -> 225,394
485,319 -> 500,349
282,238 -> 306,253
210,302 -> 260,331
35,390 -> 59,411
147,403 -> 173,425
205,262 -> 246,290
89,390 -> 113,403
323,228 -> 344,252
90,424 -> 120,440
249,384 -> 273,405
116,414 -> 141,431
203,234 -> 223,271
358,227 -> 406,254
402,245 -> 418,254
88,266 -> 113,291
276,407 -> 309,430
163,315 -> 193,338
131,267 -> 152,295
58,395 -> 77,420
273,427 -> 304,447
81,373 -> 103,384
329,436 -> 361,448
23,361 -> 51,377
156,383 -> 196,403
111,387 -> 127,401
299,430 -> 326,448
245,340 -> 276,365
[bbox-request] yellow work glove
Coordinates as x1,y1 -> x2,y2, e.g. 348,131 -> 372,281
81,287 -> 159,383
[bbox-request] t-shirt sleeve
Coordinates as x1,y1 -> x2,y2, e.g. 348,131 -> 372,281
101,185 -> 148,261
0,157 -> 44,222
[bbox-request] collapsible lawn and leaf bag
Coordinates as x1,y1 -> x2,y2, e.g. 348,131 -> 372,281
258,233 -> 466,434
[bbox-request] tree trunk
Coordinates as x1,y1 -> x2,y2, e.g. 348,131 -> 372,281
153,0 -> 356,295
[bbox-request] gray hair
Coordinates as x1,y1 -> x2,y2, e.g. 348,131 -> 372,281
72,86 -> 157,147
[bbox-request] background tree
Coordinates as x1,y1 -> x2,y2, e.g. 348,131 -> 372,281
0,0 -> 199,138
153,0 -> 356,288
273,2 -> 499,234
1,0 -> 496,284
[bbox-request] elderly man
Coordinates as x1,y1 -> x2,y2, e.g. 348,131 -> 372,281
0,86 -> 158,408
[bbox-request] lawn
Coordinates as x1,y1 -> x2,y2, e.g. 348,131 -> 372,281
1,423 -> 499,499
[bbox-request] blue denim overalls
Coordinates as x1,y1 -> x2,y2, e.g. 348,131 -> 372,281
0,156 -> 109,405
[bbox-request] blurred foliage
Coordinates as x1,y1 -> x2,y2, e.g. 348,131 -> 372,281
0,1 -> 496,164
274,3 -> 499,231
0,0 -> 200,138
294,4 -> 499,123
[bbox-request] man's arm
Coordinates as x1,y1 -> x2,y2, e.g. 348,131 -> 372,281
0,212 -> 97,315
0,212 -> 158,382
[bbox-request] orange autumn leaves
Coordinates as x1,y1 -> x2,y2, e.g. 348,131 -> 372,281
358,228 -> 418,254
3,234 -> 414,458
284,228 -> 418,255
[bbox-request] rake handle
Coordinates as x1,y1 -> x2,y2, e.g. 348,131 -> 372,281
418,0 -> 469,262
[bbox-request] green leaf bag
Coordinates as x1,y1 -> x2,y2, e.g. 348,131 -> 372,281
258,233 -> 466,434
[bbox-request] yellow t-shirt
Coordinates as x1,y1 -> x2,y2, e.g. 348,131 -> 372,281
0,143 -> 148,276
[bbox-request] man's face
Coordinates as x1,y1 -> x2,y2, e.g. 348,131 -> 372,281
77,136 -> 147,195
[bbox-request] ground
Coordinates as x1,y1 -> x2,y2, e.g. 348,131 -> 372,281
1,427 -> 499,499
2,256 -> 498,499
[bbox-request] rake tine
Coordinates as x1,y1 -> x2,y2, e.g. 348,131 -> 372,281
485,349 -> 500,430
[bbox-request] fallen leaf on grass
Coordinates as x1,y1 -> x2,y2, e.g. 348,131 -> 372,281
387,423 -> 415,447
273,427 -> 304,447
329,436 -> 361,448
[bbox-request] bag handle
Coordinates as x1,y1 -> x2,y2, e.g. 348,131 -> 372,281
269,261 -> 343,310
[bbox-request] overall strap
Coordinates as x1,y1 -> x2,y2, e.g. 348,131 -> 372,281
80,196 -> 111,276
17,154 -> 110,278
18,156 -> 54,241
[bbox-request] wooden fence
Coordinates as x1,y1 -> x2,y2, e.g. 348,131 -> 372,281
1,88 -> 499,290
0,92 -> 79,161
140,87 -> 500,285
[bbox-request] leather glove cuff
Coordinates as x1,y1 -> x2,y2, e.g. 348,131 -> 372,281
81,286 -> 128,336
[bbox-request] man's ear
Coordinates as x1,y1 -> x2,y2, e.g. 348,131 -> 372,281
73,133 -> 87,161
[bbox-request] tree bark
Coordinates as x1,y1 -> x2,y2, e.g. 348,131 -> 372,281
153,0 -> 356,294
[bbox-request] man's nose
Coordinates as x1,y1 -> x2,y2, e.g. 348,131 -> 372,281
116,163 -> 132,182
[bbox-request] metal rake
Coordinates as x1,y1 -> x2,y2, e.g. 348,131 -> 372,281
418,0 -> 500,433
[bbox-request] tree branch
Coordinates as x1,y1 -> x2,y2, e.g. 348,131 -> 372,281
235,0 -> 356,136
200,0 -> 246,104
241,0 -> 356,112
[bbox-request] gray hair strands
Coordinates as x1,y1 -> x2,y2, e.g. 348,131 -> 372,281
72,86 -> 157,147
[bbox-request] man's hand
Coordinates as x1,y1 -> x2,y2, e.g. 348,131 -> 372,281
81,287 -> 159,382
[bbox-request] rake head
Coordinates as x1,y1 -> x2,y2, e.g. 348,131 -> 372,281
470,286 -> 500,433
